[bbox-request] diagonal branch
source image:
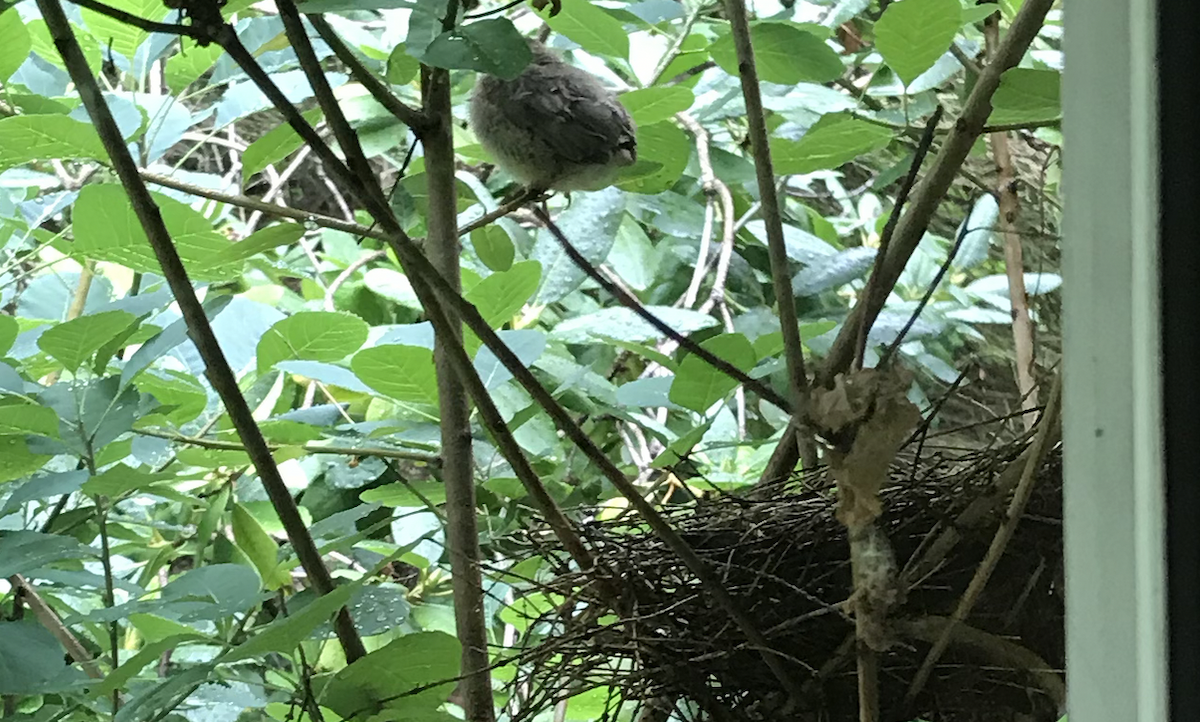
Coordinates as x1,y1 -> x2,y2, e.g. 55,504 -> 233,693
39,0 -> 368,663
722,0 -> 816,469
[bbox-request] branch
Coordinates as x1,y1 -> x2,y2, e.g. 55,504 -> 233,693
307,15 -> 427,133
905,372 -> 1062,703
67,0 -> 199,38
816,0 -> 1056,385
531,206 -> 792,413
722,0 -> 815,470
418,0 -> 496,712
136,428 -> 440,464
38,0 -> 368,663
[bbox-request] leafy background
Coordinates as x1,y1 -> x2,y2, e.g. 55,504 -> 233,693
0,0 -> 1062,720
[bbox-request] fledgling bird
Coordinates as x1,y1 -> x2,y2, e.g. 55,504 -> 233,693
469,40 -> 637,192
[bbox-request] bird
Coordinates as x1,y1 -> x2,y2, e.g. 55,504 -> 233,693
469,39 -> 637,193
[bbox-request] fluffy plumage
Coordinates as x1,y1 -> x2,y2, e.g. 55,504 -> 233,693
469,41 -> 637,192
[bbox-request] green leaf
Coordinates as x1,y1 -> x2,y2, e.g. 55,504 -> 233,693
212,223 -> 306,265
387,43 -> 420,84
164,39 -> 223,93
422,18 -> 532,79
361,480 -> 447,507
618,86 -> 694,125
0,531 -> 93,578
257,311 -> 369,375
128,613 -> 205,643
0,620 -> 86,694
222,581 -> 359,663
73,185 -> 233,278
0,314 -> 16,355
668,334 -> 756,413
960,3 -> 999,25
988,68 -> 1061,125
875,0 -> 962,85
322,632 -> 461,718
0,10 -> 32,83
80,0 -> 170,62
464,260 -> 541,329
532,187 -> 626,303
540,0 -> 629,59
90,634 -> 200,697
0,397 -> 59,438
0,437 -> 51,483
552,306 -> 719,344
470,224 -> 515,272
0,115 -> 107,169
710,23 -> 843,85
616,120 -> 690,195
231,504 -> 288,590
37,310 -> 137,372
81,464 -> 173,497
770,113 -> 895,174
242,108 -> 323,179
352,345 -> 439,406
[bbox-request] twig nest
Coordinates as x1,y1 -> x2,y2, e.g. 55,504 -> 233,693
469,40 -> 637,192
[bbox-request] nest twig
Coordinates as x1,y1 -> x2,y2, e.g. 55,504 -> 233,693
499,429 -> 1065,722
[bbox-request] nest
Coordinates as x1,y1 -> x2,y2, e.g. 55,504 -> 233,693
502,437 -> 1064,722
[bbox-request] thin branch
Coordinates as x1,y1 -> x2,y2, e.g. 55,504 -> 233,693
419,0 -> 496,710
135,428 -> 440,464
39,0 -> 368,663
531,206 -> 792,413
66,0 -> 199,38
985,14 -> 1039,425
722,0 -> 816,472
816,0 -> 1055,385
905,372 -> 1062,703
307,15 -> 427,133
855,105 -> 944,370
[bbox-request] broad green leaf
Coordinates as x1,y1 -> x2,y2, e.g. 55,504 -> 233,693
128,614 -> 205,643
540,0 -> 629,59
361,480 -> 447,507
387,44 -> 420,84
668,334 -> 756,413
37,310 -> 137,372
242,108 -> 324,179
0,620 -> 87,694
212,223 -> 306,265
791,247 -> 877,297
0,397 -> 59,438
222,581 -> 359,662
80,0 -> 170,64
875,0 -> 961,85
422,18 -> 532,79
352,345 -> 439,406
0,10 -> 32,83
323,632 -> 461,717
0,314 -> 16,355
470,224 -> 515,272
988,68 -> 1061,125
73,185 -> 240,281
257,311 -> 369,374
619,86 -> 694,125
90,634 -> 200,697
0,531 -> 93,578
158,564 -> 263,617
616,120 -> 689,195
770,113 -> 895,175
710,23 -> 843,85
165,39 -> 224,93
231,504 -> 288,590
121,295 -> 232,389
464,260 -> 542,329
960,2 -> 999,25
0,115 -> 107,169
532,187 -> 626,303
552,306 -> 719,344
81,464 -> 174,497
25,19 -> 102,75
0,437 -> 51,483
